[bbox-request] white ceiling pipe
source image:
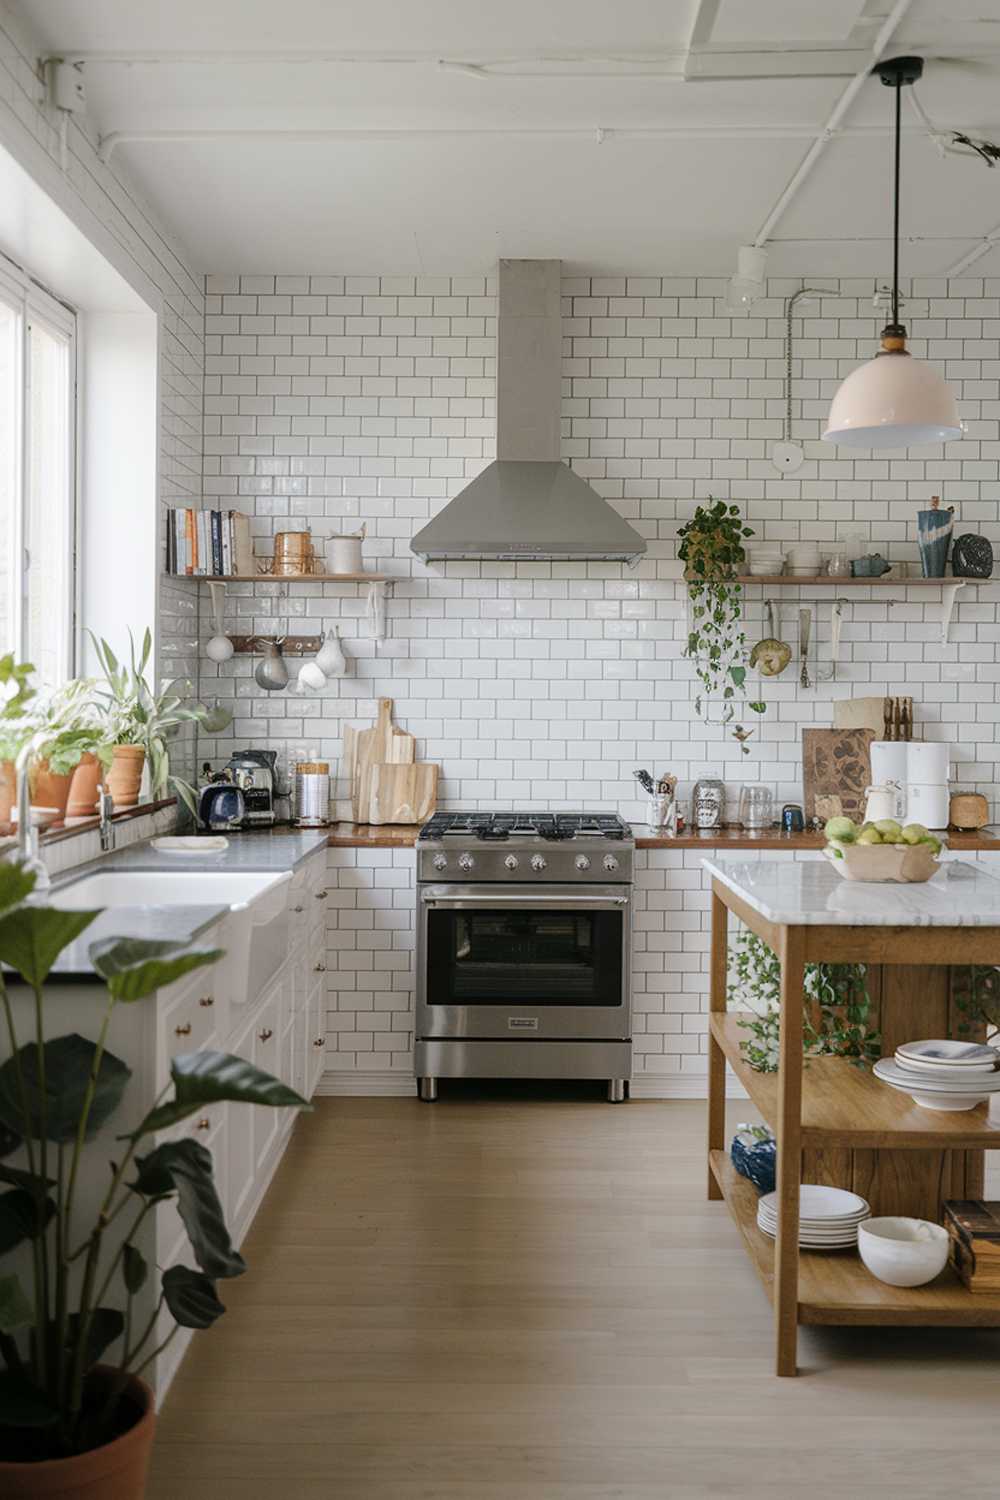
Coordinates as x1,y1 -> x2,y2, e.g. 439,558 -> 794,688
751,0 -> 915,248
945,227 -> 1000,278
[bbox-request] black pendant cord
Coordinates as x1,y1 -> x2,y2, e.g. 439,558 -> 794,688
892,75 -> 902,329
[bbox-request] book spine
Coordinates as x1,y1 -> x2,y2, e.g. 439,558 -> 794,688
221,512 -> 232,577
184,509 -> 195,576
166,509 -> 175,575
211,511 -> 222,576
199,510 -> 210,576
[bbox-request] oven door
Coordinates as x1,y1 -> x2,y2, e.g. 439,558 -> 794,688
417,883 -> 631,1041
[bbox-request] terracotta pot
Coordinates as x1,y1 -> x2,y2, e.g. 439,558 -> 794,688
0,1368 -> 155,1499
30,760 -> 73,819
66,753 -> 104,820
0,759 -> 15,822
106,746 -> 145,810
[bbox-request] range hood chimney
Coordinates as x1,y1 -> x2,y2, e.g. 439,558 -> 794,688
410,259 -> 647,564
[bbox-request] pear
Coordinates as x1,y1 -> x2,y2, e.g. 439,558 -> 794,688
900,823 -> 929,845
824,815 -> 858,843
874,819 -> 903,841
857,826 -> 883,845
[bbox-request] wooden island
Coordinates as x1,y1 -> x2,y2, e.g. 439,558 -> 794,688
705,857 -> 1000,1376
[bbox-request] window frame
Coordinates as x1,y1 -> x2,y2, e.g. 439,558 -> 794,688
0,255 -> 78,680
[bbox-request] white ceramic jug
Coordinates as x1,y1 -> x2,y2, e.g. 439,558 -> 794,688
864,780 -> 905,824
326,524 -> 366,574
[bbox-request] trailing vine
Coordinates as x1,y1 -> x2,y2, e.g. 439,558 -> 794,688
678,498 -> 766,749
952,965 -> 1000,1040
727,927 -> 880,1072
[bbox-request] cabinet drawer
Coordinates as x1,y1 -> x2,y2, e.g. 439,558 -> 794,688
155,1103 -> 228,1267
157,977 -> 221,1091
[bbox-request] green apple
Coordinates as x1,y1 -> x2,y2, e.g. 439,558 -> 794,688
921,835 -> 942,855
824,815 -> 858,843
874,819 -> 903,841
857,826 -> 883,845
900,823 -> 929,845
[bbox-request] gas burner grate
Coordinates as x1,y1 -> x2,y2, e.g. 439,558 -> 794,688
418,813 -> 493,839
556,814 -> 629,840
419,811 -> 632,842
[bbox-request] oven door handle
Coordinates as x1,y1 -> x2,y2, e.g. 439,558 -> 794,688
421,893 -> 629,907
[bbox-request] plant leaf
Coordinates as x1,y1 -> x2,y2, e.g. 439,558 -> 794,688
0,1189 -> 54,1253
161,1265 -> 226,1329
0,907 -> 101,988
135,1050 -> 309,1135
132,1139 -> 245,1280
0,1370 -> 58,1426
0,1121 -> 20,1159
0,1163 -> 54,1192
0,1035 -> 131,1143
0,864 -> 36,917
0,1274 -> 33,1333
122,1244 -> 147,1295
89,938 -> 223,1004
63,1308 -> 125,1372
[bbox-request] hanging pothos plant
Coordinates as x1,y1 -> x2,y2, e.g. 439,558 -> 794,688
678,499 -> 765,748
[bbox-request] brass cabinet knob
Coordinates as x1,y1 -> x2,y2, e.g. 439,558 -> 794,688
174,1022 -> 192,1036
293,904 -> 305,913
315,890 -> 328,900
314,962 -> 326,972
258,1027 -> 273,1042
198,995 -> 214,1008
195,1117 -> 211,1131
313,1038 -> 325,1048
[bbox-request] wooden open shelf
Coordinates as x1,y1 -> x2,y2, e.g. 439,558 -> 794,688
733,575 -> 983,587
713,1013 -> 1000,1149
193,572 -> 390,584
710,1151 -> 1000,1326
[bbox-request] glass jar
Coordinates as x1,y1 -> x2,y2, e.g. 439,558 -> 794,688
692,777 -> 725,830
738,784 -> 774,830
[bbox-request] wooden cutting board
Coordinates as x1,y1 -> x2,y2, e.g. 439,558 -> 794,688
344,698 -> 439,823
801,728 -> 875,822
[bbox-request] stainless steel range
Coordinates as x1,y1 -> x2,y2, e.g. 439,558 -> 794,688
414,812 -> 634,1102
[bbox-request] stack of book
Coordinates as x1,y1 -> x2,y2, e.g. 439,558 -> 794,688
166,508 -> 255,577
944,1199 -> 1000,1293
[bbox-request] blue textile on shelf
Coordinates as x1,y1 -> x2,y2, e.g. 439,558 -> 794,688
730,1130 -> 777,1195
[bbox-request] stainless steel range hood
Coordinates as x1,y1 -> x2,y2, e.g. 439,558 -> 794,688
410,260 -> 646,564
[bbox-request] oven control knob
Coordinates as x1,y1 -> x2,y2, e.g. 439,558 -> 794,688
504,855 -> 519,871
458,853 -> 475,871
575,855 -> 591,871
432,854 -> 448,871
530,854 -> 546,872
603,854 -> 619,872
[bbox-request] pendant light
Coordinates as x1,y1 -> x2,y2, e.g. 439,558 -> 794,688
823,56 -> 962,449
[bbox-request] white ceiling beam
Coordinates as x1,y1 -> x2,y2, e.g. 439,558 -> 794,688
751,0 -> 915,248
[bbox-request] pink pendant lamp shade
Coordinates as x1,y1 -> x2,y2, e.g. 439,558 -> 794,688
823,55 -> 962,451
823,330 -> 962,448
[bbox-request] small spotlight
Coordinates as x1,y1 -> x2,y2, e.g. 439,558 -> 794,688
726,245 -> 767,314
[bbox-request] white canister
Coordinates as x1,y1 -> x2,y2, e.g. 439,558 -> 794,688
864,781 -> 906,824
906,741 -> 950,784
326,524 -> 366,575
869,741 -> 909,788
906,782 -> 950,830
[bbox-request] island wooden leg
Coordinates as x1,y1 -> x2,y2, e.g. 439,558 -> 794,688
707,885 -> 728,1200
774,924 -> 805,1377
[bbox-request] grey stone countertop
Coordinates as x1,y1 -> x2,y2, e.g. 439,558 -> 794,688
11,829 -> 329,981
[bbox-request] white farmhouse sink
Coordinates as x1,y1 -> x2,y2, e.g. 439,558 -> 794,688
52,868 -> 293,1007
53,871 -> 288,909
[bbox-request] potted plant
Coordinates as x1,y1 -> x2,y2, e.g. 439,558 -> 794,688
0,656 -> 36,822
28,680 -> 112,822
677,498 -> 766,744
0,861 -> 309,1495
90,631 -> 230,813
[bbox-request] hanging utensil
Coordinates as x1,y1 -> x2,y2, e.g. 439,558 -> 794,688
205,582 -> 234,663
749,599 -> 792,677
254,637 -> 289,692
633,769 -> 655,795
799,608 -> 811,689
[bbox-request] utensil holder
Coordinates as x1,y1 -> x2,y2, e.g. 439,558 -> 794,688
647,793 -> 677,835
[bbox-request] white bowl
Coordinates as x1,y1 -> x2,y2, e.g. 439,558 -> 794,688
858,1217 -> 950,1287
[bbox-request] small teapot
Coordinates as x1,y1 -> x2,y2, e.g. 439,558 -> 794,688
851,553 -> 891,578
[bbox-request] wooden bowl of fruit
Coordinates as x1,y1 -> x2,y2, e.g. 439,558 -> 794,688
822,817 -> 945,883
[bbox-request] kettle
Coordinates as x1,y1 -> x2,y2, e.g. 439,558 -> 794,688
198,780 -> 246,832
863,780 -> 905,825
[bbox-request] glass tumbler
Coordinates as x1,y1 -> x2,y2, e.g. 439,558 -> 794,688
738,784 -> 774,830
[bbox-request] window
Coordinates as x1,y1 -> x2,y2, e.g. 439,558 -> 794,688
0,260 -> 76,683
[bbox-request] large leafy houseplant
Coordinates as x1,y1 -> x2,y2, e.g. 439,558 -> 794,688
28,678 -> 111,782
0,862 -> 309,1462
89,629 -> 230,813
678,499 -> 765,745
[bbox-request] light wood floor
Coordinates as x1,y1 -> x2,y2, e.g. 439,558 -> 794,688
148,1090 -> 1000,1500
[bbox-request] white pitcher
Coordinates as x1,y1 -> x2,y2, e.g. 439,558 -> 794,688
863,780 -> 905,824
326,523 -> 366,574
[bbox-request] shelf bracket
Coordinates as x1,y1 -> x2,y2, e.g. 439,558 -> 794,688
940,580 -> 966,645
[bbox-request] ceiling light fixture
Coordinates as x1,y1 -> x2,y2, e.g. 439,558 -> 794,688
823,56 -> 961,449
726,245 -> 767,314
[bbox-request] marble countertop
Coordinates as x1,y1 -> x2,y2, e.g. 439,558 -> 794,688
96,829 -> 330,874
703,856 -> 1000,927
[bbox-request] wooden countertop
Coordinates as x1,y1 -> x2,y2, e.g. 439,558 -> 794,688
326,822 -> 1000,852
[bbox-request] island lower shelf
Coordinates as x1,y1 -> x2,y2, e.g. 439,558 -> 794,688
712,1012 -> 1000,1149
710,1151 -> 1000,1326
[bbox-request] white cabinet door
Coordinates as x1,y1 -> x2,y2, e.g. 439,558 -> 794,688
226,1007 -> 259,1241
251,978 -> 285,1174
306,976 -> 326,1097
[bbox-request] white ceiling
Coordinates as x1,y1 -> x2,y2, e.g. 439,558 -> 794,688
10,0 -> 1000,276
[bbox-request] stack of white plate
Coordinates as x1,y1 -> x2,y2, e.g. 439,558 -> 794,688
873,1039 -> 1000,1112
756,1184 -> 871,1248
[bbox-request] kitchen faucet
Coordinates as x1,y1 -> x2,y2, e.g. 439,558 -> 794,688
98,783 -> 115,853
12,754 -> 49,891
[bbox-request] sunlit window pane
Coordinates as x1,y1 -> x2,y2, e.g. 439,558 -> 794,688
0,296 -> 18,657
25,318 -> 73,683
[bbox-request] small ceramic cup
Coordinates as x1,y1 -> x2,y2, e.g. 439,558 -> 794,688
858,1217 -> 949,1287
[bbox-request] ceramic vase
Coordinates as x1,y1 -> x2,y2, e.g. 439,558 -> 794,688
66,752 -> 104,818
29,759 -> 73,819
917,501 -> 954,578
107,745 -> 146,809
0,759 -> 15,822
0,1367 -> 155,1500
